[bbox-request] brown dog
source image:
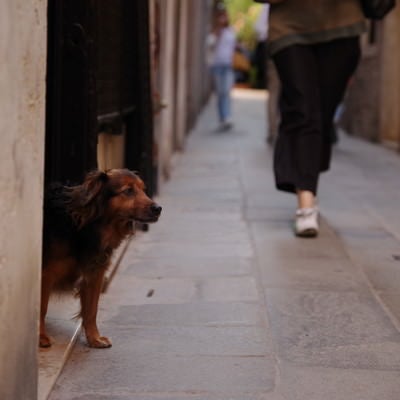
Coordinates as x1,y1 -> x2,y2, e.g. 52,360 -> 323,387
40,169 -> 161,348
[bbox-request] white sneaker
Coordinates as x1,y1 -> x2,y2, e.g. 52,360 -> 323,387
223,118 -> 233,130
294,207 -> 319,237
217,119 -> 233,132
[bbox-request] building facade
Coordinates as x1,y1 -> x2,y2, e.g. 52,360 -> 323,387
0,1 -> 213,399
341,7 -> 400,150
0,1 -> 47,399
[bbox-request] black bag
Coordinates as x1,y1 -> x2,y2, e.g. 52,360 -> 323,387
361,0 -> 396,19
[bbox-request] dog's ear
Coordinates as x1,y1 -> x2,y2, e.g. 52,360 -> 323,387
81,170 -> 109,206
68,170 -> 109,228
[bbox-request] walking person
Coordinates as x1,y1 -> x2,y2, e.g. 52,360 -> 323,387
264,0 -> 366,237
207,8 -> 236,131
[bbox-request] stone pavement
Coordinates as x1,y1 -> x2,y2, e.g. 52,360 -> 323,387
49,90 -> 400,400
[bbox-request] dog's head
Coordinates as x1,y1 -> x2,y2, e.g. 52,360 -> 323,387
68,169 -> 161,229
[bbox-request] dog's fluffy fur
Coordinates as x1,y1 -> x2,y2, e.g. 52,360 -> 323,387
40,169 -> 161,348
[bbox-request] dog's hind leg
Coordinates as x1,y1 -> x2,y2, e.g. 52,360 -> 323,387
40,257 -> 76,347
39,269 -> 54,347
80,267 -> 112,348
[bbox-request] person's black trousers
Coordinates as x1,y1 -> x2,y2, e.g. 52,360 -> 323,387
272,37 -> 360,195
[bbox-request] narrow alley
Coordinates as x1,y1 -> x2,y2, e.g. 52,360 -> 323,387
49,90 -> 400,400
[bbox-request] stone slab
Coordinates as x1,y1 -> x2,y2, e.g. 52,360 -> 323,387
104,302 -> 263,327
104,276 -> 259,306
38,298 -> 81,400
87,325 -> 273,357
49,353 -> 276,399
121,256 -> 254,278
130,241 -> 253,259
47,90 -> 400,400
278,362 -> 400,400
264,288 -> 400,369
56,395 -> 281,400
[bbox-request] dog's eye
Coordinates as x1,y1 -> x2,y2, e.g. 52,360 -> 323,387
122,188 -> 134,196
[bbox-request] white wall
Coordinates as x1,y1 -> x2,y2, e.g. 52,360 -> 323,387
0,1 -> 47,399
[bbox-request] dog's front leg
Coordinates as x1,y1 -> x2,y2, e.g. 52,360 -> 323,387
80,267 -> 112,348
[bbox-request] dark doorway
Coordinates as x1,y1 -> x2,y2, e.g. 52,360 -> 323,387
45,0 -> 156,194
45,0 -> 97,184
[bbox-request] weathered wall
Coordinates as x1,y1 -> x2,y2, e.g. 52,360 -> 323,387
158,0 -> 178,180
340,41 -> 381,142
153,0 -> 212,184
186,0 -> 213,132
0,1 -> 47,399
341,10 -> 400,148
174,0 -> 189,151
379,6 -> 400,145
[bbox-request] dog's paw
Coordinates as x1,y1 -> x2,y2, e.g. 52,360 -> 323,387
39,333 -> 52,348
87,335 -> 112,348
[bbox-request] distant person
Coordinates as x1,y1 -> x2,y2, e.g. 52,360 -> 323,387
264,0 -> 365,237
207,9 -> 236,131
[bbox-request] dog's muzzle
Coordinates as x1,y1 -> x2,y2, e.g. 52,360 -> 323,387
132,202 -> 162,223
150,203 -> 162,217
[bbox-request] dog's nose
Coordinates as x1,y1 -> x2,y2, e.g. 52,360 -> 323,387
151,203 -> 162,216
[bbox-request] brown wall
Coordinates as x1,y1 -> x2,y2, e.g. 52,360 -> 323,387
379,6 -> 400,146
341,9 -> 400,149
340,23 -> 382,142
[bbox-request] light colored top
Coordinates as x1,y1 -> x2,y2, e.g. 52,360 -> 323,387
255,4 -> 270,41
268,0 -> 366,55
207,27 -> 236,66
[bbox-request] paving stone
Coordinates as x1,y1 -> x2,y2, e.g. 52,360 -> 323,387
121,256 -> 254,278
104,276 -> 259,306
378,293 -> 400,325
50,352 -> 276,399
104,302 -> 263,327
244,205 -> 293,222
250,224 -> 367,292
91,325 -> 273,357
250,220 -> 348,262
134,226 -> 250,246
197,276 -> 259,303
329,224 -> 400,293
130,238 -> 253,259
61,394 -> 280,400
258,255 -> 366,292
104,276 -> 198,306
264,288 -> 400,369
278,362 -> 400,400
48,91 -> 400,400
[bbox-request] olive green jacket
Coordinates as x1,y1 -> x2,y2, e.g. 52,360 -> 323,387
268,0 -> 366,55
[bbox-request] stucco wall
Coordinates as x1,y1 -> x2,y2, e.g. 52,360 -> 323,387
154,0 -> 212,184
158,0 -> 178,180
341,11 -> 400,146
340,43 -> 381,142
0,1 -> 47,399
379,6 -> 400,144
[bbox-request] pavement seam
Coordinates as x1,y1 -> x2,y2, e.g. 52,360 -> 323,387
322,214 -> 400,337
235,126 -> 283,396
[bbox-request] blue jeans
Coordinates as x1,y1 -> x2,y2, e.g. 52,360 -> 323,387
211,65 -> 234,122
